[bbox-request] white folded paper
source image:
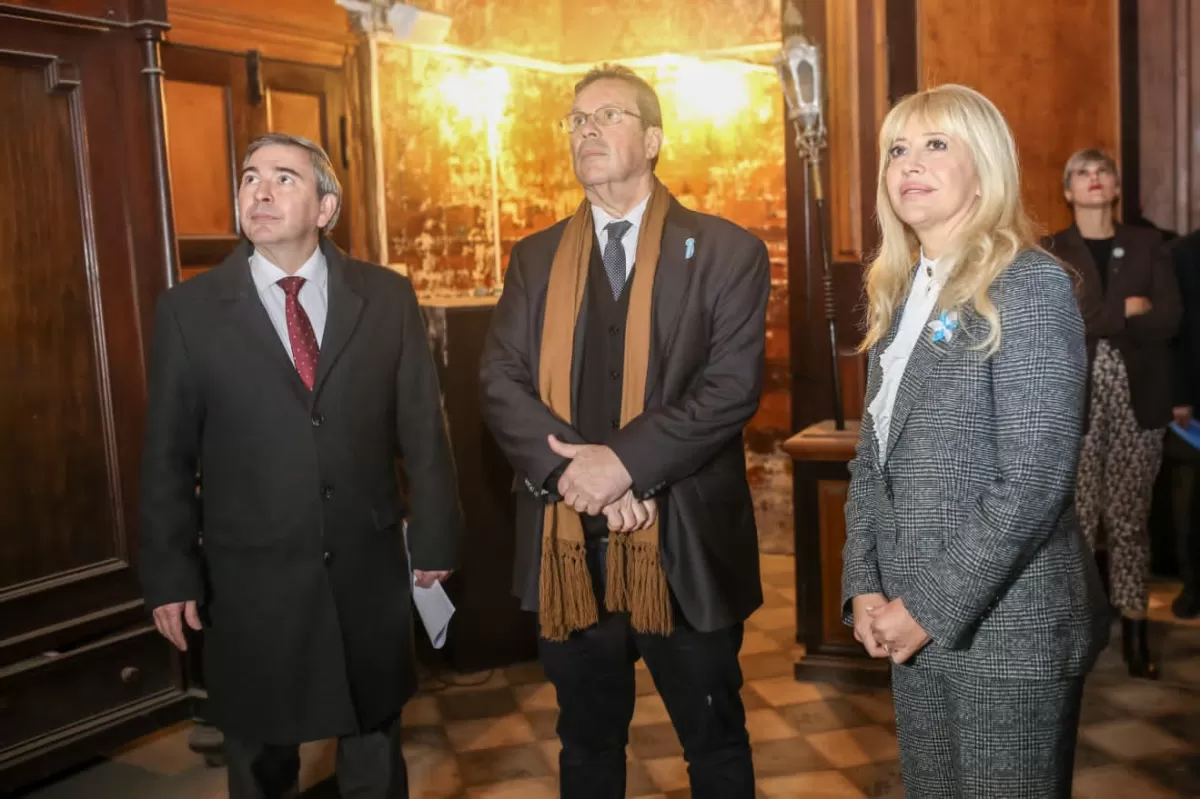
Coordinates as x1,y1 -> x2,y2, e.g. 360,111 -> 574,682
404,520 -> 455,649
413,580 -> 455,649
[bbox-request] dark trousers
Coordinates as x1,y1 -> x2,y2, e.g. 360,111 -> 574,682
538,537 -> 754,799
224,715 -> 407,799
1166,430 -> 1200,595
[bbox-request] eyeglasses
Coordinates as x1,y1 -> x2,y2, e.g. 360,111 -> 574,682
560,105 -> 642,134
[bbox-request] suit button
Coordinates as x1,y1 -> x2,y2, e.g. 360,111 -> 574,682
611,420 -> 620,430
321,484 -> 334,500
609,370 -> 620,379
311,413 -> 324,427
608,325 -> 620,335
323,551 -> 333,564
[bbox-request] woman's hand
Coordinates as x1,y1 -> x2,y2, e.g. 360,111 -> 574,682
869,598 -> 931,663
851,593 -> 891,658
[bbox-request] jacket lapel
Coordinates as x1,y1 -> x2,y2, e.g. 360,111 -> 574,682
646,200 -> 697,399
314,240 -> 364,396
1061,223 -> 1110,293
864,271 -> 909,469
883,303 -> 950,464
216,242 -> 311,405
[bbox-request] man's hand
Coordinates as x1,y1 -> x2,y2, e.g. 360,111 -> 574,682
851,593 -> 890,658
548,435 -> 632,515
152,600 -> 201,652
868,599 -> 931,664
414,570 -> 453,589
1174,406 -> 1194,428
602,491 -> 657,533
1125,296 -> 1153,318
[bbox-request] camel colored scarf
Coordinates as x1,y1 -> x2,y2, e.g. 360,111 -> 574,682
537,179 -> 674,642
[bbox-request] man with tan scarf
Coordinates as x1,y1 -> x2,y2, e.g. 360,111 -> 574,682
481,64 -> 769,799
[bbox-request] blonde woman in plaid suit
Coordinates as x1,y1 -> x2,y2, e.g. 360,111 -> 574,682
841,85 -> 1111,797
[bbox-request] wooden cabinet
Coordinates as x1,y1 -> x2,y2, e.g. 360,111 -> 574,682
0,3 -> 190,792
162,44 -> 355,279
420,300 -> 539,672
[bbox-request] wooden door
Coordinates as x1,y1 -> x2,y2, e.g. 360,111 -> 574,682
0,9 -> 188,786
161,44 -> 353,279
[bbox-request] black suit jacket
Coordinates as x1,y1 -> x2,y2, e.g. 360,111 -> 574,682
1046,224 -> 1181,428
479,198 -> 770,632
139,239 -> 462,744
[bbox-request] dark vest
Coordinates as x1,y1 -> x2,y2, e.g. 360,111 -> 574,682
577,236 -> 633,536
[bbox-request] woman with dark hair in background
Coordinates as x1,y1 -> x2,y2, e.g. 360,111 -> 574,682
1047,148 -> 1182,679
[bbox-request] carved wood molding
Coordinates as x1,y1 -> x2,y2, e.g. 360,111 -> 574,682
0,48 -> 79,93
166,3 -> 352,68
0,2 -> 167,29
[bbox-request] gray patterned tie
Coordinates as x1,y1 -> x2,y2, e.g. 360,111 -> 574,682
602,220 -> 632,299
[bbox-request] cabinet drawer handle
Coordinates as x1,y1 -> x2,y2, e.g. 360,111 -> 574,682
121,667 -> 140,684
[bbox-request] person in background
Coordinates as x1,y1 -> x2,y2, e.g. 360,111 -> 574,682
843,84 -> 1109,797
1047,148 -> 1182,678
139,133 -> 463,799
1167,227 -> 1200,617
480,64 -> 769,799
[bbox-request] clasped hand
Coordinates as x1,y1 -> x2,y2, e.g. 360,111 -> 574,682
851,594 -> 930,664
548,435 -> 656,533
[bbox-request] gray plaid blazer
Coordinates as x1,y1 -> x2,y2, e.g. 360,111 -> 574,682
842,249 -> 1112,680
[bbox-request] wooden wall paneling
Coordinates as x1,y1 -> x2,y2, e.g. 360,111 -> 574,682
0,3 -> 189,789
826,0 -> 863,262
917,0 -> 1121,236
1191,0 -> 1200,233
160,47 -> 360,274
343,43 -> 373,262
165,0 -> 351,68
261,57 -> 355,255
161,44 -> 251,277
1137,0 -> 1177,230
784,0 -> 888,435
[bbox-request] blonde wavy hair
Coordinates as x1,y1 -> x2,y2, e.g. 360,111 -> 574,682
861,84 -> 1038,355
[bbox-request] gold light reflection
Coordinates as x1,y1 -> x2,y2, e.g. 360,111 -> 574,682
438,65 -> 511,125
380,43 -> 783,297
647,57 -> 756,126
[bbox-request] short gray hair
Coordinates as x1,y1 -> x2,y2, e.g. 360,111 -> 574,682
243,133 -> 342,233
1062,147 -> 1120,192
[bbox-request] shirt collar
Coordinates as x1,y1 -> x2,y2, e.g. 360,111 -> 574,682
250,244 -> 328,294
918,248 -> 951,287
591,192 -> 651,239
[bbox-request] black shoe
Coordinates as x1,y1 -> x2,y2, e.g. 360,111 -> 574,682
1121,617 -> 1159,680
1173,590 -> 1200,619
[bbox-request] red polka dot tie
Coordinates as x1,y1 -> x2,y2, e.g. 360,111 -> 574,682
277,276 -> 319,390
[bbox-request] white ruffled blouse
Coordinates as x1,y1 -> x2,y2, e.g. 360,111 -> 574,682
868,251 -> 947,464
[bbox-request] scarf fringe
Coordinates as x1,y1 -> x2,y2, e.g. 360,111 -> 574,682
606,534 -> 673,636
539,532 -> 598,642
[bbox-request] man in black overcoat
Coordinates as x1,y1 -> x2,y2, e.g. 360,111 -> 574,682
139,133 -> 462,799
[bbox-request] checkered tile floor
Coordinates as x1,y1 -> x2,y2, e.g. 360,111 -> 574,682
21,555 -> 1200,798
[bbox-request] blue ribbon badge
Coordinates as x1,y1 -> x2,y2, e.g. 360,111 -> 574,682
927,309 -> 960,343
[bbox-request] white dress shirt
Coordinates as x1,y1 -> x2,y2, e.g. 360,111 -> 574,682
868,251 -> 947,463
591,193 -> 651,278
249,247 -> 329,365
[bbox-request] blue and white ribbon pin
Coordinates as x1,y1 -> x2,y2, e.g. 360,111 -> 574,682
684,238 -> 695,259
927,309 -> 960,343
